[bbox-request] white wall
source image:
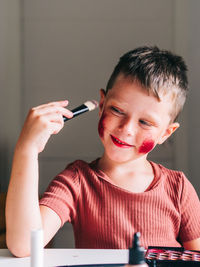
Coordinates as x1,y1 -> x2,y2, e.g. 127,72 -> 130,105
22,0 -> 176,194
173,0 -> 200,196
1,0 -> 200,248
0,0 -> 21,192
187,0 -> 200,196
21,0 -> 181,248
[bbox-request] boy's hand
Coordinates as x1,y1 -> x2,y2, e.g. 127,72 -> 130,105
16,100 -> 73,154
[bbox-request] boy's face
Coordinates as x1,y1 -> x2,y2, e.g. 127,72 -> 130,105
98,74 -> 179,163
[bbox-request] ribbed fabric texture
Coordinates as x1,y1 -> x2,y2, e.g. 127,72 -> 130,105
39,160 -> 200,249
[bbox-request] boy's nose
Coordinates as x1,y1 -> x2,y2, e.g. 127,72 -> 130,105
118,117 -> 135,136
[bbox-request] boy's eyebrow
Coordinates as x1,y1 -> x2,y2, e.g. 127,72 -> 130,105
143,113 -> 161,126
108,99 -> 162,125
108,95 -> 172,125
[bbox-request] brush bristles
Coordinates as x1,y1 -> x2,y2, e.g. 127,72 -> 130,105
84,100 -> 99,111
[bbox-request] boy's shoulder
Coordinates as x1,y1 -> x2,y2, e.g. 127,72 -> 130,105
149,161 -> 197,200
152,161 -> 184,176
65,159 -> 94,169
66,159 -> 88,169
150,161 -> 187,188
65,159 -> 187,181
62,159 -> 96,176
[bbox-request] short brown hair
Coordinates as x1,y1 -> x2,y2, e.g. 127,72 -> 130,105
106,46 -> 188,122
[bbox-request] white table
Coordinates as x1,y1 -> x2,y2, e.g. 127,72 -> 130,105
0,249 -> 128,267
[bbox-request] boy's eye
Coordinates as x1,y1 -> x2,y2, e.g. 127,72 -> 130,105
111,106 -> 124,115
139,119 -> 152,127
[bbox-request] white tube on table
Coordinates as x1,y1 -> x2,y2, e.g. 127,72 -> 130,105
31,228 -> 44,267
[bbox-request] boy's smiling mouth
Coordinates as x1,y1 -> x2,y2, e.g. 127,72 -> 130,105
110,135 -> 134,148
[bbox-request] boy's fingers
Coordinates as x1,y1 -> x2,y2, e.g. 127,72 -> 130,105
44,112 -> 64,123
33,100 -> 69,110
48,100 -> 69,107
30,105 -> 73,119
51,123 -> 64,134
61,107 -> 73,118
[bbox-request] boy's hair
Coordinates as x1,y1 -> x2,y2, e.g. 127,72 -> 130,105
106,46 -> 188,122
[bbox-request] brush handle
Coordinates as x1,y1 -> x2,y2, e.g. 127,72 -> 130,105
63,104 -> 89,122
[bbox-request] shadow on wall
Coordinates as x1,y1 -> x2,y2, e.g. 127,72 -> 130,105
0,142 -> 10,193
0,192 -> 6,248
0,144 -> 9,248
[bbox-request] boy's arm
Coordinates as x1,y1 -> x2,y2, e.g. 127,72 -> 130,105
182,238 -> 200,251
6,101 -> 73,257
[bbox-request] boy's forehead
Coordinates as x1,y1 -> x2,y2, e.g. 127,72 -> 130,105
104,77 -> 173,123
107,73 -> 175,104
111,73 -> 135,88
106,75 -> 149,99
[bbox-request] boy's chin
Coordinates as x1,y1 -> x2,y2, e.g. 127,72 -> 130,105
106,154 -> 140,164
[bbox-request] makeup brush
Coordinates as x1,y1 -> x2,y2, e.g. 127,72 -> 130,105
63,100 -> 99,122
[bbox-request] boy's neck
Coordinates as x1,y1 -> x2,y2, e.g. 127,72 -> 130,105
98,154 -> 149,173
97,155 -> 154,193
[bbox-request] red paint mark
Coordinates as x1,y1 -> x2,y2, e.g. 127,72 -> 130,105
98,112 -> 106,138
139,139 -> 154,154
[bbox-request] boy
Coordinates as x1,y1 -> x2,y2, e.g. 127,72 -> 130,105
6,46 -> 200,257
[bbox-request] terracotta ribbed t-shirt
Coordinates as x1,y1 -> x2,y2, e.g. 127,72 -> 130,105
39,160 -> 200,249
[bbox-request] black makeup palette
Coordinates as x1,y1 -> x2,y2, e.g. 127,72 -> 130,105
145,246 -> 200,266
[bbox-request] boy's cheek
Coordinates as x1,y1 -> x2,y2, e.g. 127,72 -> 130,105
98,113 -> 156,155
98,112 -> 107,138
138,139 -> 155,154
98,112 -> 115,138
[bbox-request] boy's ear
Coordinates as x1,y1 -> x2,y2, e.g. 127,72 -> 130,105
99,89 -> 106,115
158,122 -> 180,144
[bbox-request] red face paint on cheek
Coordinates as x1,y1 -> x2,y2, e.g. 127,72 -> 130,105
139,139 -> 155,154
98,112 -> 106,138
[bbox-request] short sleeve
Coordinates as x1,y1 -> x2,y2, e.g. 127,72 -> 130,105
39,163 -> 80,226
178,173 -> 200,242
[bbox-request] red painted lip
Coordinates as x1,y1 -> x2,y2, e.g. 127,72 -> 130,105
110,135 -> 134,148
